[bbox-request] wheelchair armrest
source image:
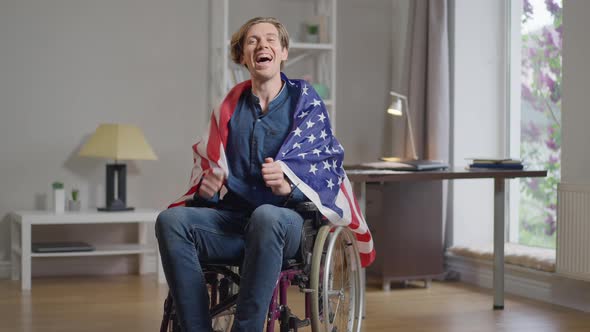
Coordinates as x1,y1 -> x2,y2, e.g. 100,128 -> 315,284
295,201 -> 318,213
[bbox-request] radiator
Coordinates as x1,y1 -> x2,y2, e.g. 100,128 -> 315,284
557,183 -> 590,281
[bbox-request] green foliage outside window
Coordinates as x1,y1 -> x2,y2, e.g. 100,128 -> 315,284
519,0 -> 562,248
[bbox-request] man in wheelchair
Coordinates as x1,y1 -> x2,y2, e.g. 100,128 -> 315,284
156,17 -> 374,332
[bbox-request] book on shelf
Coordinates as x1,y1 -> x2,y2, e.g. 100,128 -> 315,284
32,241 -> 95,253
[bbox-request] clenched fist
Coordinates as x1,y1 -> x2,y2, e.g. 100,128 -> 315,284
261,158 -> 292,196
198,168 -> 225,199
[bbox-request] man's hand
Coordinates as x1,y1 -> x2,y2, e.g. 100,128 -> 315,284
198,169 -> 225,199
262,158 -> 292,196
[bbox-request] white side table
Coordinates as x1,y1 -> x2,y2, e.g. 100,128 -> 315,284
8,209 -> 166,290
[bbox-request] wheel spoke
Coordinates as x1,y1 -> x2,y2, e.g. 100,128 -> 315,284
311,226 -> 361,332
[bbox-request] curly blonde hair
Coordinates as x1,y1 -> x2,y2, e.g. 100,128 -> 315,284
230,17 -> 289,69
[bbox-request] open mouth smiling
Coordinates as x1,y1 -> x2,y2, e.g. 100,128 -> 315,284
255,53 -> 273,65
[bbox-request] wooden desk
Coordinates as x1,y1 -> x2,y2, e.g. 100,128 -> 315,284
345,167 -> 547,309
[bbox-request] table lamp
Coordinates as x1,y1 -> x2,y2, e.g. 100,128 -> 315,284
79,124 -> 157,211
386,91 -> 418,160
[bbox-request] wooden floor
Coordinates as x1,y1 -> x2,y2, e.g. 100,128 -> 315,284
1,275 -> 589,332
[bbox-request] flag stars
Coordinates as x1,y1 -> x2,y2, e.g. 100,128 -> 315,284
324,146 -> 332,155
320,130 -> 328,140
311,99 -> 322,107
312,148 -> 322,156
293,142 -> 302,149
317,113 -> 326,123
307,134 -> 317,143
298,152 -> 307,159
332,160 -> 338,169
302,85 -> 309,95
293,127 -> 302,137
337,177 -> 343,185
323,160 -> 332,170
306,120 -> 315,129
298,111 -> 309,119
326,178 -> 335,190
309,163 -> 318,175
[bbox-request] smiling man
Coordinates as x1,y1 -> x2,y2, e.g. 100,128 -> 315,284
233,17 -> 289,114
156,17 -> 375,332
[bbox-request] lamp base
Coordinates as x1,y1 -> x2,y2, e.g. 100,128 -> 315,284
97,198 -> 134,212
100,164 -> 134,212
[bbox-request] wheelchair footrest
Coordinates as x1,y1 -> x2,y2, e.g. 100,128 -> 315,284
291,316 -> 310,329
280,306 -> 310,331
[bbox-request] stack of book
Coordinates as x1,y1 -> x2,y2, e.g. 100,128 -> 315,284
467,158 -> 524,170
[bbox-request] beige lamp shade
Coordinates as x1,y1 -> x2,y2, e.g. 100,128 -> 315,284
78,124 -> 157,161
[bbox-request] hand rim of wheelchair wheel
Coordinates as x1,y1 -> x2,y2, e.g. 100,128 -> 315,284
310,225 -> 362,332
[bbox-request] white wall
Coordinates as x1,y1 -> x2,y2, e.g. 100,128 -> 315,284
0,0 -> 210,276
0,0 -> 396,277
451,0 -> 507,246
562,0 -> 590,185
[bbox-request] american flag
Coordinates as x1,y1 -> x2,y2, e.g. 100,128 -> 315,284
169,74 -> 375,267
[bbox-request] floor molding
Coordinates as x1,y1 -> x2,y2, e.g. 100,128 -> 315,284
446,253 -> 590,312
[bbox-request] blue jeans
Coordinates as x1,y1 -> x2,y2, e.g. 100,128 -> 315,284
155,204 -> 304,332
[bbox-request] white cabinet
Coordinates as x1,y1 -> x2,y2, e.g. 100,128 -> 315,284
209,0 -> 338,130
8,209 -> 162,290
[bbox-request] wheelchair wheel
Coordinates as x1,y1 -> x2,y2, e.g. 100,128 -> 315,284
161,271 -> 237,332
209,273 -> 237,332
310,225 -> 362,332
211,312 -> 233,332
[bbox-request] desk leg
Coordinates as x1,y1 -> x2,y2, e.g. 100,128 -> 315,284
21,222 -> 31,291
493,178 -> 505,309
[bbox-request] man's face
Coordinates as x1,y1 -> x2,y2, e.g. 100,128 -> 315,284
241,22 -> 288,81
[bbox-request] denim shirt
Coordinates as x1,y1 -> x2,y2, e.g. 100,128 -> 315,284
197,81 -> 307,211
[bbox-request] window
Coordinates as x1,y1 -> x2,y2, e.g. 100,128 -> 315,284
511,0 -> 562,249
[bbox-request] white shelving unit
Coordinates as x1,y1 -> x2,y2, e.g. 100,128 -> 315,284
209,0 -> 337,130
8,209 -> 162,290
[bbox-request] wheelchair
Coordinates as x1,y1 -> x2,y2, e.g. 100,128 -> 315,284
159,202 -> 364,332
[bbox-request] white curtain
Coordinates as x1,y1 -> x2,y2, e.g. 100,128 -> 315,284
391,0 -> 450,162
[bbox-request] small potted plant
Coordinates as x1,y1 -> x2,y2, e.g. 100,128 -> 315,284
305,23 -> 320,43
68,188 -> 81,212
